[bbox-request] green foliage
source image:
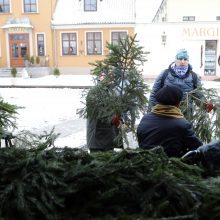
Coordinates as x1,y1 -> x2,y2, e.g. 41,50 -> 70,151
53,68 -> 60,77
0,98 -> 18,134
24,54 -> 29,61
1,142 -> 220,220
11,67 -> 17,78
0,134 -> 65,220
30,56 -> 35,64
180,86 -> 220,143
78,34 -> 149,145
89,33 -> 149,76
36,56 -> 40,64
14,128 -> 59,149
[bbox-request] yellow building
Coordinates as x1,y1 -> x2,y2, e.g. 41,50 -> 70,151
0,0 -> 135,75
0,0 -> 56,68
51,0 -> 135,74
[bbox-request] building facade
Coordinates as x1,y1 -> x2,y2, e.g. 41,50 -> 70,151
51,0 -> 135,74
0,0 -> 135,75
0,0 -> 56,68
136,0 -> 220,79
1,0 -> 220,79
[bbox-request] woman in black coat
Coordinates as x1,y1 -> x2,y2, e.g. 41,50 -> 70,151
86,73 -> 123,152
137,85 -> 202,157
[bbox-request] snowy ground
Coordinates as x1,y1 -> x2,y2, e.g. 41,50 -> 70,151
0,75 -> 96,148
0,87 -> 87,148
0,75 -> 219,148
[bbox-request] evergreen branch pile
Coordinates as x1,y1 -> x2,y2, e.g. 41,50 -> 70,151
1,137 -> 220,220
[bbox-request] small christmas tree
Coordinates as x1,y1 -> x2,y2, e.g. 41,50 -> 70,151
180,85 -> 220,143
78,34 -> 149,147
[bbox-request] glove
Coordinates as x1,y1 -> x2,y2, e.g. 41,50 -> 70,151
204,103 -> 215,113
111,116 -> 121,127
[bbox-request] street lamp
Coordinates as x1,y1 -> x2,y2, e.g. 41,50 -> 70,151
161,31 -> 167,46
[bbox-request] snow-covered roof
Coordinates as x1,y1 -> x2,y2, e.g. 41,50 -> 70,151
52,0 -> 135,26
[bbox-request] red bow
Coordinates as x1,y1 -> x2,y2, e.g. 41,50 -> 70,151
204,103 -> 214,113
111,116 -> 121,127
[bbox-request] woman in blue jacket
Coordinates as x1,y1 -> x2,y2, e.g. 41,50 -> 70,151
137,84 -> 203,157
148,49 -> 201,110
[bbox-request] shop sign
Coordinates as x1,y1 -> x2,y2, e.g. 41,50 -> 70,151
182,27 -> 219,39
9,27 -> 29,32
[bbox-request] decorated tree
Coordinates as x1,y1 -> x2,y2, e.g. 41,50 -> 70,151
180,85 -> 220,143
78,34 -> 149,146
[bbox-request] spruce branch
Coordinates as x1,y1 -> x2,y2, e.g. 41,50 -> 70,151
78,34 -> 149,148
180,86 -> 220,143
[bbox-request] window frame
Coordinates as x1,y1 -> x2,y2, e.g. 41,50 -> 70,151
0,0 -> 11,13
36,33 -> 45,57
23,0 -> 38,13
84,0 -> 97,12
86,31 -> 102,55
182,16 -> 195,21
111,31 -> 128,46
61,32 -> 78,56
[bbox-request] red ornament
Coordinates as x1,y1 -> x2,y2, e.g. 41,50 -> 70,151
111,116 -> 121,127
205,103 -> 214,113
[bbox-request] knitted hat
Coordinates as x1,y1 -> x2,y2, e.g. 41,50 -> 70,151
155,85 -> 183,105
175,48 -> 189,60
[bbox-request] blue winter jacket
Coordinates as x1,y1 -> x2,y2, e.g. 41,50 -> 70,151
137,112 -> 203,157
149,63 -> 202,108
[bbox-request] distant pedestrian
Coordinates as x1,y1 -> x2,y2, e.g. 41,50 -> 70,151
148,49 -> 201,111
86,73 -> 123,152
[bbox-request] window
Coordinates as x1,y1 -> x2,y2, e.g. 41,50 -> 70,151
84,0 -> 97,11
204,40 -> 217,76
182,16 -> 195,21
0,0 -> 10,13
37,34 -> 45,56
111,32 -> 127,45
61,33 -> 77,56
24,0 -> 37,13
86,32 -> 102,55
162,17 -> 166,22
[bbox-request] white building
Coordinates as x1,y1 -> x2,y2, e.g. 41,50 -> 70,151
136,0 -> 220,80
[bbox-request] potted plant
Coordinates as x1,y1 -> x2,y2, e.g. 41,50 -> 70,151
30,56 -> 35,65
11,67 -> 17,78
11,67 -> 17,85
53,68 -> 60,77
36,56 -> 40,65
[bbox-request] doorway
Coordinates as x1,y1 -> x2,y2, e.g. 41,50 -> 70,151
9,34 -> 30,67
204,40 -> 217,76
